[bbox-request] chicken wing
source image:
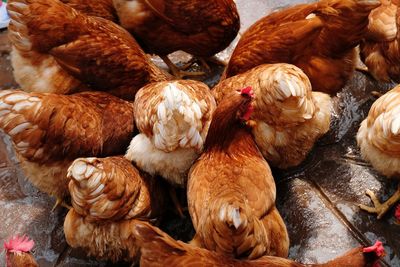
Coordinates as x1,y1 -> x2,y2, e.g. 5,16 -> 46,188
113,0 -> 240,78
223,0 -> 380,94
64,156 -> 165,263
8,0 -> 168,100
0,90 -> 134,206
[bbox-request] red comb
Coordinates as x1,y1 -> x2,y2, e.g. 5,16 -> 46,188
3,235 -> 34,253
240,86 -> 254,97
395,204 -> 400,222
363,241 -> 385,257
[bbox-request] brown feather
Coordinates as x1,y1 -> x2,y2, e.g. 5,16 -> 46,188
214,64 -> 332,169
134,221 -> 380,267
188,91 -> 289,259
64,156 -> 165,263
0,90 -> 134,200
60,0 -> 118,22
114,0 -> 240,57
224,0 -> 380,94
360,0 -> 400,82
7,0 -> 168,100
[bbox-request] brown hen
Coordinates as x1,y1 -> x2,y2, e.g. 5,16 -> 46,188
64,156 -> 165,263
60,0 -> 118,22
357,85 -> 400,218
0,90 -> 134,208
125,80 -> 216,187
223,0 -> 380,95
187,87 -> 289,259
360,0 -> 400,82
113,0 -> 240,78
7,0 -> 168,100
213,63 -> 332,169
134,221 -> 385,267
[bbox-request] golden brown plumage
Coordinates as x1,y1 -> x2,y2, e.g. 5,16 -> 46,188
64,156 -> 165,263
60,0 -> 118,22
223,0 -> 380,94
134,221 -> 383,267
213,64 -> 332,169
360,0 -> 400,82
125,80 -> 216,186
113,0 -> 240,76
187,88 -> 289,259
7,0 -> 168,100
0,90 -> 134,205
357,85 -> 400,218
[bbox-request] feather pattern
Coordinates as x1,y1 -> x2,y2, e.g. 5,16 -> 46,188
7,0 -> 168,99
60,0 -> 118,22
357,85 -> 400,177
360,0 -> 400,82
125,80 -> 216,186
188,90 -> 289,259
68,156 -> 164,222
134,221 -> 382,267
0,90 -> 134,199
213,64 -> 332,168
113,0 -> 240,57
64,156 -> 165,263
223,0 -> 380,94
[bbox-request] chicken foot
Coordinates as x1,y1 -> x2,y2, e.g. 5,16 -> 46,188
160,55 -> 205,79
51,197 -> 72,212
359,186 -> 400,219
180,56 -> 228,72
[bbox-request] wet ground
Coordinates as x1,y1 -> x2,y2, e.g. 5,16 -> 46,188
0,0 -> 399,266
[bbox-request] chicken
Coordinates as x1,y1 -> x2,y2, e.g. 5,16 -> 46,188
223,0 -> 380,95
187,87 -> 289,259
7,0 -> 168,100
357,85 -> 400,219
60,0 -> 118,22
213,64 -> 332,169
125,80 -> 216,187
359,0 -> 400,82
64,156 -> 165,263
134,221 -> 385,267
0,90 -> 134,208
3,236 -> 38,267
112,0 -> 240,78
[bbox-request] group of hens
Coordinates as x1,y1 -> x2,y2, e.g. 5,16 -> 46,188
1,0 -> 400,266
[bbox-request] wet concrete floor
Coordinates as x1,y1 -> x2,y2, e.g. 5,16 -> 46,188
0,0 -> 399,266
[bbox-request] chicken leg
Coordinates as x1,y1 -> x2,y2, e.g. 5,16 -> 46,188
160,55 -> 205,79
51,197 -> 72,211
181,56 -> 228,72
359,185 -> 400,219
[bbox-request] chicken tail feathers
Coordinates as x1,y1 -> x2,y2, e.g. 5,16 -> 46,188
0,90 -> 46,160
133,221 -> 188,267
198,198 -> 268,259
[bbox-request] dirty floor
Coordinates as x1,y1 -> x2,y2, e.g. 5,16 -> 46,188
0,0 -> 399,266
